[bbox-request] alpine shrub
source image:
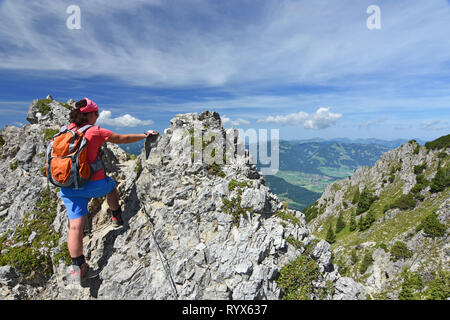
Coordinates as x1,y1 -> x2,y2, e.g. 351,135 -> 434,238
355,188 -> 378,215
359,251 -> 373,274
349,212 -> 357,231
413,164 -> 426,174
326,225 -> 336,244
424,270 -> 450,300
389,193 -> 416,210
399,270 -> 424,300
276,255 -> 320,300
390,241 -> 413,261
430,166 -> 450,193
419,213 -> 446,238
335,212 -> 346,234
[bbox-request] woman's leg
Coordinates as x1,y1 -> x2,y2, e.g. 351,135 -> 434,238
106,187 -> 119,211
107,187 -> 123,226
67,215 -> 87,259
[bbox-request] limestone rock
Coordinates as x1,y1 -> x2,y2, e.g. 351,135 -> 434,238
1,100 -> 344,300
333,277 -> 365,300
311,240 -> 333,272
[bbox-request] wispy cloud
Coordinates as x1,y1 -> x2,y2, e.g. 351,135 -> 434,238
257,107 -> 342,129
221,115 -> 251,127
1,0 -> 450,88
357,117 -> 388,128
420,119 -> 449,131
1,0 -> 449,141
97,110 -> 154,127
421,120 -> 440,129
0,101 -> 30,115
393,124 -> 412,131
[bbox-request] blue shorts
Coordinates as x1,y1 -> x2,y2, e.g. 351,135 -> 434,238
60,176 -> 116,220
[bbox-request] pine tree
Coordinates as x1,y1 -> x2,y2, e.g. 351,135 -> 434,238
351,249 -> 358,265
335,212 -> 346,234
358,216 -> 364,231
366,210 -> 375,226
430,166 -> 450,193
421,213 -> 446,238
359,211 -> 375,231
356,187 -> 378,215
326,225 -> 336,244
349,212 -> 356,231
352,188 -> 360,204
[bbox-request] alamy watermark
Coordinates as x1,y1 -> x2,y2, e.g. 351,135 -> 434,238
367,5 -> 381,30
66,4 -> 381,31
187,127 -> 279,176
66,5 -> 81,30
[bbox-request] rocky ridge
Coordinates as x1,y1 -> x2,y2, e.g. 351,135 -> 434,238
305,138 -> 449,299
0,97 -> 364,300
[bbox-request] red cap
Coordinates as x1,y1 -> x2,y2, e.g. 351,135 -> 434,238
80,97 -> 99,113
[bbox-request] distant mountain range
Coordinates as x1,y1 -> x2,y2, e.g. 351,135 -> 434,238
119,140 -> 145,155
287,138 -> 426,149
275,141 -> 391,175
120,137 -> 423,157
120,137 -> 417,155
255,140 -> 395,210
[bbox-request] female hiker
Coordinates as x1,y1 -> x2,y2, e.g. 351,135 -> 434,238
59,97 -> 158,281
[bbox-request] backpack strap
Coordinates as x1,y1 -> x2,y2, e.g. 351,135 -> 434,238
63,124 -> 93,154
77,125 -> 105,174
64,124 -> 105,175
77,124 -> 93,133
89,151 -> 105,173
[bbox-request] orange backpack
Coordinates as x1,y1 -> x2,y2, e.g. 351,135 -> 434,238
45,125 -> 103,189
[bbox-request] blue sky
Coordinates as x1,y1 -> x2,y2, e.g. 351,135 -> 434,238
0,0 -> 449,142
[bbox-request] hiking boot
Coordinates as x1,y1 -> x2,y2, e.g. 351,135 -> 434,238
70,263 -> 100,284
111,211 -> 123,227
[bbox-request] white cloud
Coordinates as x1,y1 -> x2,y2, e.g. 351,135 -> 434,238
97,110 -> 154,127
258,111 -> 308,126
257,107 -> 342,129
222,116 -> 251,126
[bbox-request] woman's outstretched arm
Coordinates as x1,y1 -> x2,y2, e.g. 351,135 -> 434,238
107,131 -> 159,144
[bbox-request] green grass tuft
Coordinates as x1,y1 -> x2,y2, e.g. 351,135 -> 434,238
36,99 -> 52,115
42,128 -> 59,141
0,189 -> 62,283
276,255 -> 321,300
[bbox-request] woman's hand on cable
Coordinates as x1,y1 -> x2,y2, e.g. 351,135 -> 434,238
144,130 -> 159,136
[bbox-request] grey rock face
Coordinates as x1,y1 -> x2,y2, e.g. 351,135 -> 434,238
26,99 -> 69,127
95,111 -> 338,300
240,188 -> 267,213
333,277 -> 365,300
0,266 -> 19,287
1,102 -> 342,300
311,240 -> 333,272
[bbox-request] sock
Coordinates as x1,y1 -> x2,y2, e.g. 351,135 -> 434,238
112,207 -> 122,217
71,254 -> 85,267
